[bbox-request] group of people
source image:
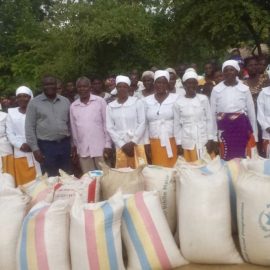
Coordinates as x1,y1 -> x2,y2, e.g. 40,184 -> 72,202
0,55 -> 270,186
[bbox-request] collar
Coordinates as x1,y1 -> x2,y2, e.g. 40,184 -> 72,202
262,86 -> 270,96
109,96 -> 137,108
40,92 -> 60,102
73,94 -> 98,106
213,81 -> 249,93
145,93 -> 178,105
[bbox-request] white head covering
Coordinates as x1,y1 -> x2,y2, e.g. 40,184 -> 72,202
154,70 -> 170,82
222,60 -> 240,72
166,67 -> 177,75
15,86 -> 33,98
185,67 -> 196,73
116,75 -> 131,86
142,71 -> 154,79
182,71 -> 199,82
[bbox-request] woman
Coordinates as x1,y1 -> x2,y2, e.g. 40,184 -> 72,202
244,56 -> 268,109
257,86 -> 270,158
6,86 -> 41,185
106,75 -> 147,168
135,71 -> 155,98
174,70 -> 216,162
166,67 -> 185,96
210,60 -> 258,160
144,70 -> 178,167
0,109 -> 14,177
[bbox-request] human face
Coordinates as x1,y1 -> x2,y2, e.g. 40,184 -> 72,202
258,59 -> 268,74
142,76 -> 154,91
42,77 -> 57,98
176,64 -> 186,79
223,66 -> 238,84
130,74 -> 139,87
246,59 -> 258,77
183,78 -> 198,97
154,77 -> 169,95
66,82 -> 75,93
16,94 -> 31,109
169,73 -> 177,91
116,82 -> 129,100
214,71 -> 224,84
205,63 -> 214,77
77,80 -> 91,100
92,79 -> 103,93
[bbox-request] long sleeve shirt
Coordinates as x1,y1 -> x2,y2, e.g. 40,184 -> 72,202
0,112 -> 13,157
257,86 -> 270,140
106,96 -> 146,148
70,95 -> 111,158
210,81 -> 258,141
173,94 -> 214,150
25,93 -> 70,151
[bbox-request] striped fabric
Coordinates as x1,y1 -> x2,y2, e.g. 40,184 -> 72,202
17,200 -> 71,270
122,191 -> 187,270
70,192 -> 125,270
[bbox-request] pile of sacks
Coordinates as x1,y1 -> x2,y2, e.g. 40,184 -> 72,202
0,156 -> 269,270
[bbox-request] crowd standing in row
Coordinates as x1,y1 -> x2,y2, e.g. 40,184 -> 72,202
0,54 -> 270,186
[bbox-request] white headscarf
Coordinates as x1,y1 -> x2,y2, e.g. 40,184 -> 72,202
182,71 -> 199,82
15,86 -> 33,98
222,60 -> 240,72
165,67 -> 177,75
116,75 -> 131,86
142,71 -> 154,79
185,67 -> 197,73
154,70 -> 170,82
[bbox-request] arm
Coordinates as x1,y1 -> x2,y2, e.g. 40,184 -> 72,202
173,102 -> 182,146
106,105 -> 125,148
6,113 -> 24,149
210,89 -> 218,141
101,99 -> 112,148
257,92 -> 268,131
246,91 -> 258,141
25,100 -> 39,151
204,98 -> 215,141
132,99 -> 146,144
69,105 -> 79,148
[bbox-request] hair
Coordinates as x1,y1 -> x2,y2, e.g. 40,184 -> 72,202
41,74 -> 57,85
76,76 -> 91,87
91,75 -> 103,83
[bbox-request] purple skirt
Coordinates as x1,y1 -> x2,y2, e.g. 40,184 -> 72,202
217,113 -> 252,161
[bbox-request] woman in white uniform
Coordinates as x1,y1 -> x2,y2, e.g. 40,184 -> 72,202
174,70 -> 217,162
257,86 -> 270,157
144,70 -> 178,167
6,86 -> 41,185
210,60 -> 257,160
106,75 -> 147,168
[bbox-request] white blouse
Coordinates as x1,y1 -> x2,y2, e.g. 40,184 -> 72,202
6,108 -> 41,173
144,93 -> 178,157
210,81 -> 258,141
106,96 -> 146,148
0,111 -> 13,157
174,94 -> 215,150
257,87 -> 270,140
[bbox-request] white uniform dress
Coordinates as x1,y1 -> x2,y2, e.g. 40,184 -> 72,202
144,93 -> 178,158
210,81 -> 258,141
106,96 -> 146,148
0,112 -> 13,172
6,108 -> 41,175
174,94 -> 215,158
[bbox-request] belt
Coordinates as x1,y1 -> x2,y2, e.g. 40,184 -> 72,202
38,137 -> 70,144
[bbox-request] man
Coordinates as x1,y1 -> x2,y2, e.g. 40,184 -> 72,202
25,75 -> 71,176
70,76 -> 112,173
